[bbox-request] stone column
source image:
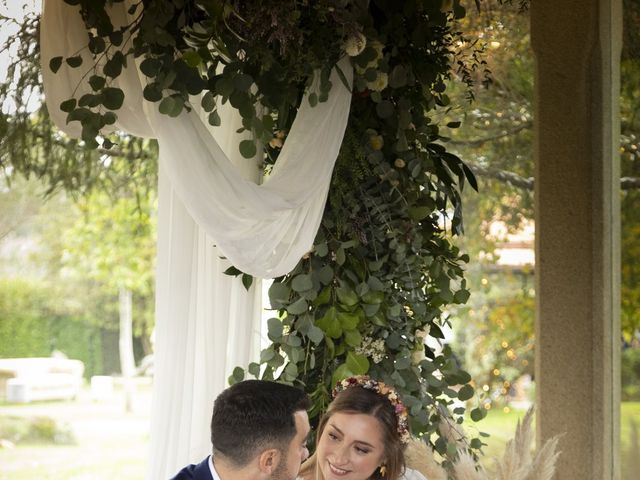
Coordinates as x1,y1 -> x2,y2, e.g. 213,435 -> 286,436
531,0 -> 621,479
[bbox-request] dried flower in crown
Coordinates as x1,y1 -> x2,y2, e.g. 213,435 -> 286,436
332,375 -> 411,444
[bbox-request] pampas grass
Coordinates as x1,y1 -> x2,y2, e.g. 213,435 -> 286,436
405,438 -> 448,480
405,406 -> 560,480
521,435 -> 560,480
494,407 -> 536,480
451,450 -> 488,480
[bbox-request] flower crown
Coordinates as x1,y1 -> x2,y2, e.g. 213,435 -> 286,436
332,375 -> 411,444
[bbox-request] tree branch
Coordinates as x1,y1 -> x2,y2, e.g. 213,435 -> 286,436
622,176 -> 640,190
447,121 -> 533,147
466,161 -> 534,190
466,162 -> 640,191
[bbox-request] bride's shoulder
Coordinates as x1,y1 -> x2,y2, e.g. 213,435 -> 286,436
400,467 -> 428,480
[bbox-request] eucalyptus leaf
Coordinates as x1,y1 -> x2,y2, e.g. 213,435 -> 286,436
201,92 -> 216,112
268,282 -> 290,309
362,303 -> 380,317
285,333 -> 302,347
307,325 -> 325,345
313,286 -> 332,306
102,112 -> 117,125
248,362 -> 261,377
239,139 -> 257,159
140,58 -> 161,77
143,84 -> 163,102
457,384 -> 475,401
367,276 -> 385,291
208,110 -> 221,126
471,407 -> 487,422
317,265 -> 334,285
316,306 -> 342,338
78,94 -> 101,108
346,351 -> 369,374
103,52 -> 124,78
158,96 -> 175,116
230,366 -> 244,383
59,99 -> 77,113
260,348 -> 275,363
344,329 -> 362,347
287,297 -> 308,315
292,274 -> 313,292
234,73 -> 254,91
88,35 -> 106,54
49,56 -> 63,73
337,311 -> 359,330
66,56 -> 83,68
315,242 -> 328,257
88,75 -> 106,91
336,286 -> 358,307
389,65 -> 407,88
376,100 -> 394,119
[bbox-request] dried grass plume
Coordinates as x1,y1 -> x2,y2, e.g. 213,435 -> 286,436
406,406 -> 561,480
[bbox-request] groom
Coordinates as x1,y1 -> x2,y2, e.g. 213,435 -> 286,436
170,379 -> 311,480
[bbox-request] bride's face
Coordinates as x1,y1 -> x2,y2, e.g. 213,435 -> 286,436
316,412 -> 386,480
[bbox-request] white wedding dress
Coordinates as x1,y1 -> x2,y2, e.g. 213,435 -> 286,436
402,467 -> 428,480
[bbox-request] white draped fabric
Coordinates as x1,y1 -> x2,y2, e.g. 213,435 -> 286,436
40,1 -> 352,478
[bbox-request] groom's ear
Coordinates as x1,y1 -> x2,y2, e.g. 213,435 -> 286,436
258,448 -> 281,474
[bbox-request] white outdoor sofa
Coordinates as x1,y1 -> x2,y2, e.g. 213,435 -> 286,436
0,357 -> 85,403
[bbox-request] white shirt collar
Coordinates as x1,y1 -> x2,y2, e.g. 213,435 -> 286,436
208,455 -> 221,480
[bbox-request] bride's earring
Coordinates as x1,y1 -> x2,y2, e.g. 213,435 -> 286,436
379,464 -> 387,476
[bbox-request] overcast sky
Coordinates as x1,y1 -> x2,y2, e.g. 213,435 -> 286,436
1,1 -> 40,80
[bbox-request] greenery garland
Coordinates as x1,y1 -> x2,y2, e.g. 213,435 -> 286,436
49,0 -> 489,464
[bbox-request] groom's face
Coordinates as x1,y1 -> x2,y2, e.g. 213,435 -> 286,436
272,410 -> 311,480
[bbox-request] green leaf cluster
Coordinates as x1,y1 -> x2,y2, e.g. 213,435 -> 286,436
54,0 -> 485,163
222,1 -> 486,459
39,0 -> 487,461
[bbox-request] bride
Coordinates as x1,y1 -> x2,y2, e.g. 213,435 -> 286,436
297,376 -> 427,480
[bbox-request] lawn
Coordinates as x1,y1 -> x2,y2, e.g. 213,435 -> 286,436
0,381 -> 151,480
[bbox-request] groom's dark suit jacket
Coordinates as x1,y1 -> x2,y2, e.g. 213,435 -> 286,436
169,457 -> 212,480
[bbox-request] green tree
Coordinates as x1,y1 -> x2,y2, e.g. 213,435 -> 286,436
61,182 -> 156,411
620,0 -> 640,340
445,0 -> 640,403
1,3 -> 158,402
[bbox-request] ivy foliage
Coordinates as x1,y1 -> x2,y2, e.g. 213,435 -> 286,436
49,0 -> 487,461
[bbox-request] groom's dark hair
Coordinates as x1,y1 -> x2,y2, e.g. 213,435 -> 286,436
210,379 -> 310,467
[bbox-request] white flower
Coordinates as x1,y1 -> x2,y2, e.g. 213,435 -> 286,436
415,326 -> 430,339
343,32 -> 367,57
411,348 -> 426,365
355,39 -> 385,73
370,40 -> 384,60
367,72 -> 388,92
368,134 -> 384,150
355,336 -> 386,363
